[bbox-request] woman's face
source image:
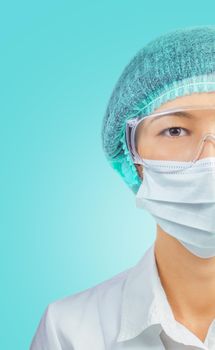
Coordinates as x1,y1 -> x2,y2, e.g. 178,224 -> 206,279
135,92 -> 215,179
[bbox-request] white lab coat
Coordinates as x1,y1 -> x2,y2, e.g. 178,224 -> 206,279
30,243 -> 215,349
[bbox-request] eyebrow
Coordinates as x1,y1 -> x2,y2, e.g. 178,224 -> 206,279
146,111 -> 194,125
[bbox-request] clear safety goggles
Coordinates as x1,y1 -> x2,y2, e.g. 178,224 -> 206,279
125,105 -> 215,169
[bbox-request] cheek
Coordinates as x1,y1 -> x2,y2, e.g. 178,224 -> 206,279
137,137 -> 160,159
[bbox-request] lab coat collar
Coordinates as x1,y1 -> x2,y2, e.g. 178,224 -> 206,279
116,242 -> 209,349
116,242 -> 173,342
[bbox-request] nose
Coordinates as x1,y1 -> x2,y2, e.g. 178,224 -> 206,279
198,134 -> 215,160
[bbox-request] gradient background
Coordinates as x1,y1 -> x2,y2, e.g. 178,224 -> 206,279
1,1 -> 214,348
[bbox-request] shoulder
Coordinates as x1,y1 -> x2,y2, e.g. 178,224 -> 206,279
52,267 -> 130,329
30,267 -> 132,350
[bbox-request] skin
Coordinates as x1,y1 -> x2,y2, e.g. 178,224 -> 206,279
134,92 -> 215,343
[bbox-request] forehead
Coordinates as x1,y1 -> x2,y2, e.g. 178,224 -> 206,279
141,107 -> 215,129
152,92 -> 215,114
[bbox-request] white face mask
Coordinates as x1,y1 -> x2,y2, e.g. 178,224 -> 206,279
135,156 -> 215,259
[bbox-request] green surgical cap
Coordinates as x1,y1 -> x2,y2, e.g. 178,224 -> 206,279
101,25 -> 215,194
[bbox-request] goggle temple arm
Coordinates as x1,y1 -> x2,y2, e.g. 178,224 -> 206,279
125,118 -> 144,165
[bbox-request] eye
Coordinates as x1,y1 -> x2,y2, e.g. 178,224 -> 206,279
159,127 -> 189,137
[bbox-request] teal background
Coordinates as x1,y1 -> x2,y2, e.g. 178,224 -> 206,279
1,1 -> 214,348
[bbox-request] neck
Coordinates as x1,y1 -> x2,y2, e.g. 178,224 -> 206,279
154,226 -> 215,323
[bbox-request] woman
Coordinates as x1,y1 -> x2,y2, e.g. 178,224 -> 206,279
30,25 -> 215,349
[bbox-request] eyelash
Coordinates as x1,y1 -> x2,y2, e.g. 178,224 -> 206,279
159,127 -> 190,137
